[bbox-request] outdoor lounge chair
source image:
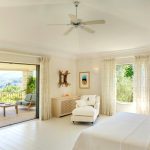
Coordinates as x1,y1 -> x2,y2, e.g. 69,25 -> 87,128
16,94 -> 36,110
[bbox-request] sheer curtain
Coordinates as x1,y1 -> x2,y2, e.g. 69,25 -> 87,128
101,59 -> 116,116
40,56 -> 51,120
134,56 -> 150,114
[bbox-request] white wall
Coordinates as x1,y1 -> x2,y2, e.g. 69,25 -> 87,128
76,58 -> 101,96
50,56 -> 77,98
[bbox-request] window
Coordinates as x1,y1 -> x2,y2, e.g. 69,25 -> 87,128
116,64 -> 134,103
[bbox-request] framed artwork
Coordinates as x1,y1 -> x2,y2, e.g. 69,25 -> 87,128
79,72 -> 90,89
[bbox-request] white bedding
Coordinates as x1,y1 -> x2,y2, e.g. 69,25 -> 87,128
73,112 -> 150,150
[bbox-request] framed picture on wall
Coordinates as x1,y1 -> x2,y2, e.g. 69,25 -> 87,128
79,72 -> 90,89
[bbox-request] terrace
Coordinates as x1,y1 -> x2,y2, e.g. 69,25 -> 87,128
0,63 -> 36,127
0,105 -> 35,127
0,91 -> 36,127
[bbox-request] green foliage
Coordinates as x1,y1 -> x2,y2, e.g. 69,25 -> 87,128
26,76 -> 36,94
2,85 -> 21,92
124,65 -> 134,79
116,64 -> 133,102
0,75 -> 36,103
0,85 -> 22,103
0,92 -> 23,104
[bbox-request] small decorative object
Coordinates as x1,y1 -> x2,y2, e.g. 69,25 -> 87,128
63,94 -> 70,97
58,70 -> 71,87
79,72 -> 90,89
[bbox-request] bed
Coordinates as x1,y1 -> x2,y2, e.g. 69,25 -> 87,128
73,112 -> 150,150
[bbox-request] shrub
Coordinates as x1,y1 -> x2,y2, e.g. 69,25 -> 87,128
116,64 -> 133,102
26,76 -> 36,94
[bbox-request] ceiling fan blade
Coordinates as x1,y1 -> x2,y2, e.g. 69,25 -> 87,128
80,26 -> 95,33
68,14 -> 77,21
82,20 -> 106,25
48,23 -> 71,26
64,27 -> 74,35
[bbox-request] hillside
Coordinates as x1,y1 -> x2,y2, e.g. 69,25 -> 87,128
0,71 -> 23,89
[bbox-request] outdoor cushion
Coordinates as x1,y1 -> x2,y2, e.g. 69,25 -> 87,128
16,94 -> 36,107
31,94 -> 36,103
24,94 -> 32,101
22,100 -> 31,106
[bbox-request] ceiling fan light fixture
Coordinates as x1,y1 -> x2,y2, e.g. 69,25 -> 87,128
73,0 -> 80,7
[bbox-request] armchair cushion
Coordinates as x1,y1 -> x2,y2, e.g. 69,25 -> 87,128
16,94 -> 35,106
30,94 -> 36,104
24,94 -> 32,101
22,101 -> 31,106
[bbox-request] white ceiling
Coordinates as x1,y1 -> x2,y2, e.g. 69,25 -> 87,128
0,0 -> 150,57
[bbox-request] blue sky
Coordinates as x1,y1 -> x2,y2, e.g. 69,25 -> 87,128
0,71 -> 23,79
0,71 -> 23,88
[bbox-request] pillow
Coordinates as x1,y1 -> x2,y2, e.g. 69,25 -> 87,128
81,95 -> 89,100
76,99 -> 87,107
82,95 -> 97,106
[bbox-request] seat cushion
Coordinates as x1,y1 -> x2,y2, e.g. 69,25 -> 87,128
22,101 -> 30,106
72,106 -> 97,117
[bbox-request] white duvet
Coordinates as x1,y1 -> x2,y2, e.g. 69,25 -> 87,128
73,112 -> 150,150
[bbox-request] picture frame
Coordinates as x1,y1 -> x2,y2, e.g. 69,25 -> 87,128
79,72 -> 90,89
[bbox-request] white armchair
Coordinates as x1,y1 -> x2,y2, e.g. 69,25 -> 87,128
71,95 -> 100,124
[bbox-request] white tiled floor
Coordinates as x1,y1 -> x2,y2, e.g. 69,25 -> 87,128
0,115 -> 109,150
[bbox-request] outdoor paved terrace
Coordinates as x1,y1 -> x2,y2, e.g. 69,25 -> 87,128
0,105 -> 36,127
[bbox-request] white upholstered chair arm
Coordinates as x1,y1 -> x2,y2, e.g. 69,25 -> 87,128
94,96 -> 100,114
94,102 -> 100,112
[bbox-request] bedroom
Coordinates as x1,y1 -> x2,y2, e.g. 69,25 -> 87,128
0,0 -> 150,150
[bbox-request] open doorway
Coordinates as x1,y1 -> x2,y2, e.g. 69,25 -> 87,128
0,63 -> 39,127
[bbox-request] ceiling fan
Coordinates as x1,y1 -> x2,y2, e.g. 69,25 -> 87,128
48,0 -> 106,35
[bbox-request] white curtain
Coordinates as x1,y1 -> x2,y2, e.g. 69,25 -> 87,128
40,57 -> 51,120
101,59 -> 116,116
134,56 -> 150,114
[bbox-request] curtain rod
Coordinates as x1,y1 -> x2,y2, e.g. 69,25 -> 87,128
0,50 -> 42,58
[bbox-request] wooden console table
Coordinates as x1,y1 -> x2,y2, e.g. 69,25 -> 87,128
52,96 -> 80,117
0,103 -> 18,117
